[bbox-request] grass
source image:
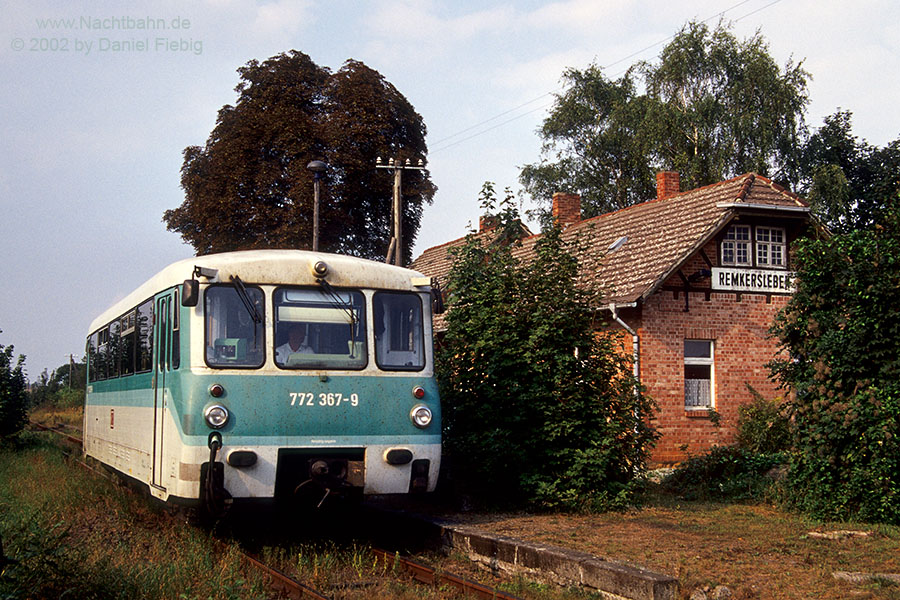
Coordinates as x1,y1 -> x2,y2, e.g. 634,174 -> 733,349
29,403 -> 84,429
1,419 -> 603,600
448,485 -> 900,599
0,431 -> 269,599
15,406 -> 899,599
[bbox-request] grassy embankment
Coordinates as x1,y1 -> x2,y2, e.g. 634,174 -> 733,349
17,406 -> 900,600
0,428 -> 271,599
6,409 -> 600,600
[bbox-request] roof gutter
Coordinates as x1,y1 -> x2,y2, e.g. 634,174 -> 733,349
715,202 -> 810,213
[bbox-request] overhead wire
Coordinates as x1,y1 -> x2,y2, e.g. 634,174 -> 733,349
428,0 -> 785,155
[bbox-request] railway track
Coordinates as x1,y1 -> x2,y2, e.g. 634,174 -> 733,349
31,421 -> 524,600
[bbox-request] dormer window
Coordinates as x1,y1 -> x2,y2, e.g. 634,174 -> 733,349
756,226 -> 785,267
721,225 -> 751,266
720,224 -> 787,269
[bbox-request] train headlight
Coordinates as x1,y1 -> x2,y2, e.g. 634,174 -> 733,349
204,404 -> 229,429
410,405 -> 433,429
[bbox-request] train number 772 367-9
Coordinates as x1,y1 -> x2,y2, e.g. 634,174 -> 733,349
290,392 -> 360,407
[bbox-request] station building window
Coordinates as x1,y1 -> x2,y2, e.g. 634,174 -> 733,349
720,224 -> 787,268
721,225 -> 751,266
755,226 -> 786,267
684,339 -> 714,410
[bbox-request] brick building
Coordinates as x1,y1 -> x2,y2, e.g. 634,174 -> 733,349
411,172 -> 817,464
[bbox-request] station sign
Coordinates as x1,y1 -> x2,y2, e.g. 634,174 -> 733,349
711,267 -> 795,294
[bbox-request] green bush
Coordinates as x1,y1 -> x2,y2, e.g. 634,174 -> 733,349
770,205 -> 900,523
438,185 -> 657,511
736,384 -> 791,453
663,446 -> 785,502
53,387 -> 85,409
781,384 -> 900,523
0,333 -> 27,439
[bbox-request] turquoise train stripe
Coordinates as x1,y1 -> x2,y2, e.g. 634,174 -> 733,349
184,434 -> 440,447
87,371 -> 153,401
87,372 -> 441,445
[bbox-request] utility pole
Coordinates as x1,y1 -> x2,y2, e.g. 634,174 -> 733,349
375,157 -> 426,266
306,160 -> 327,252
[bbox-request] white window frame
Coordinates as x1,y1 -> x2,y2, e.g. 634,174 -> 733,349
721,224 -> 788,269
684,339 -> 715,410
755,226 -> 786,268
721,225 -> 752,266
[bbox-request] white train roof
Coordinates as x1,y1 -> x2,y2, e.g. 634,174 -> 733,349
88,250 -> 430,334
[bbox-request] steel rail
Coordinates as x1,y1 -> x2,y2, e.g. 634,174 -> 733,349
240,552 -> 331,600
372,547 -> 524,600
31,421 -> 83,446
32,422 -> 333,599
33,422 -> 523,600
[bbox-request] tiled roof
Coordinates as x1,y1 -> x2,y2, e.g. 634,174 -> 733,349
410,173 -> 808,315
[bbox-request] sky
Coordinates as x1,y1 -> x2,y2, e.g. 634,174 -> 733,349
1,0 -> 898,380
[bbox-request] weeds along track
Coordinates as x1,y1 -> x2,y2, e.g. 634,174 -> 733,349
29,422 -> 526,600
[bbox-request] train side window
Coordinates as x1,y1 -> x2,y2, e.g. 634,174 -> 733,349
205,285 -> 265,368
109,320 -> 122,379
120,310 -> 136,376
135,299 -> 153,373
97,327 -> 109,381
87,331 -> 100,382
373,292 -> 425,371
172,290 -> 180,370
156,297 -> 169,372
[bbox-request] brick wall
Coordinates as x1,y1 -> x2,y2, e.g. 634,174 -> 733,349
620,240 -> 791,464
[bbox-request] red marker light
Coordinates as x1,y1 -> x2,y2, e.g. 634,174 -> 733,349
412,386 -> 425,400
209,383 -> 225,398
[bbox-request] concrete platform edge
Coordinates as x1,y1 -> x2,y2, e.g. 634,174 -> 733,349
384,509 -> 678,600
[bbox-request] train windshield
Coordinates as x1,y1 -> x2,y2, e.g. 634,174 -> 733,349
205,285 -> 265,368
373,292 -> 425,371
274,287 -> 367,370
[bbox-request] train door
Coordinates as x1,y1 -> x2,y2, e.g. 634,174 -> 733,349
151,291 -> 175,490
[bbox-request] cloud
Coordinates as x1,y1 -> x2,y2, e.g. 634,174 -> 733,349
197,0 -> 314,48
251,0 -> 313,38
368,0 -> 514,42
522,0 -> 632,34
362,1 -> 517,66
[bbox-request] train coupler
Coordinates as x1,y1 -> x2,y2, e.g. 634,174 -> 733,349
201,432 -> 232,519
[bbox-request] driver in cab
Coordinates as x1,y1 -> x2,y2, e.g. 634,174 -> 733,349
276,324 -> 313,364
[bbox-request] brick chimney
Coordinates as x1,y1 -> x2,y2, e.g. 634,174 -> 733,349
479,214 -> 499,232
656,171 -> 680,200
552,192 -> 581,227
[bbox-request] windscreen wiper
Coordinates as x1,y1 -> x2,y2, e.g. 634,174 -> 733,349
230,275 -> 262,324
316,277 -> 358,356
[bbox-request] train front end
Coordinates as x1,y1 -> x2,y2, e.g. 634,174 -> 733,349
160,252 -> 442,508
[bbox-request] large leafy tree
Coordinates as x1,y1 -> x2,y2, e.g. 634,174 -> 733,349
165,52 -> 435,264
521,21 -> 809,225
437,185 -> 657,510
770,204 -> 900,523
0,331 -> 27,439
802,110 -> 900,232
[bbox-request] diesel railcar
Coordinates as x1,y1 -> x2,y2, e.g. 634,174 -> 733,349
83,250 -> 442,513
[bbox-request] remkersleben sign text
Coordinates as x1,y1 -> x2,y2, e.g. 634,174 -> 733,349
711,267 -> 795,294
